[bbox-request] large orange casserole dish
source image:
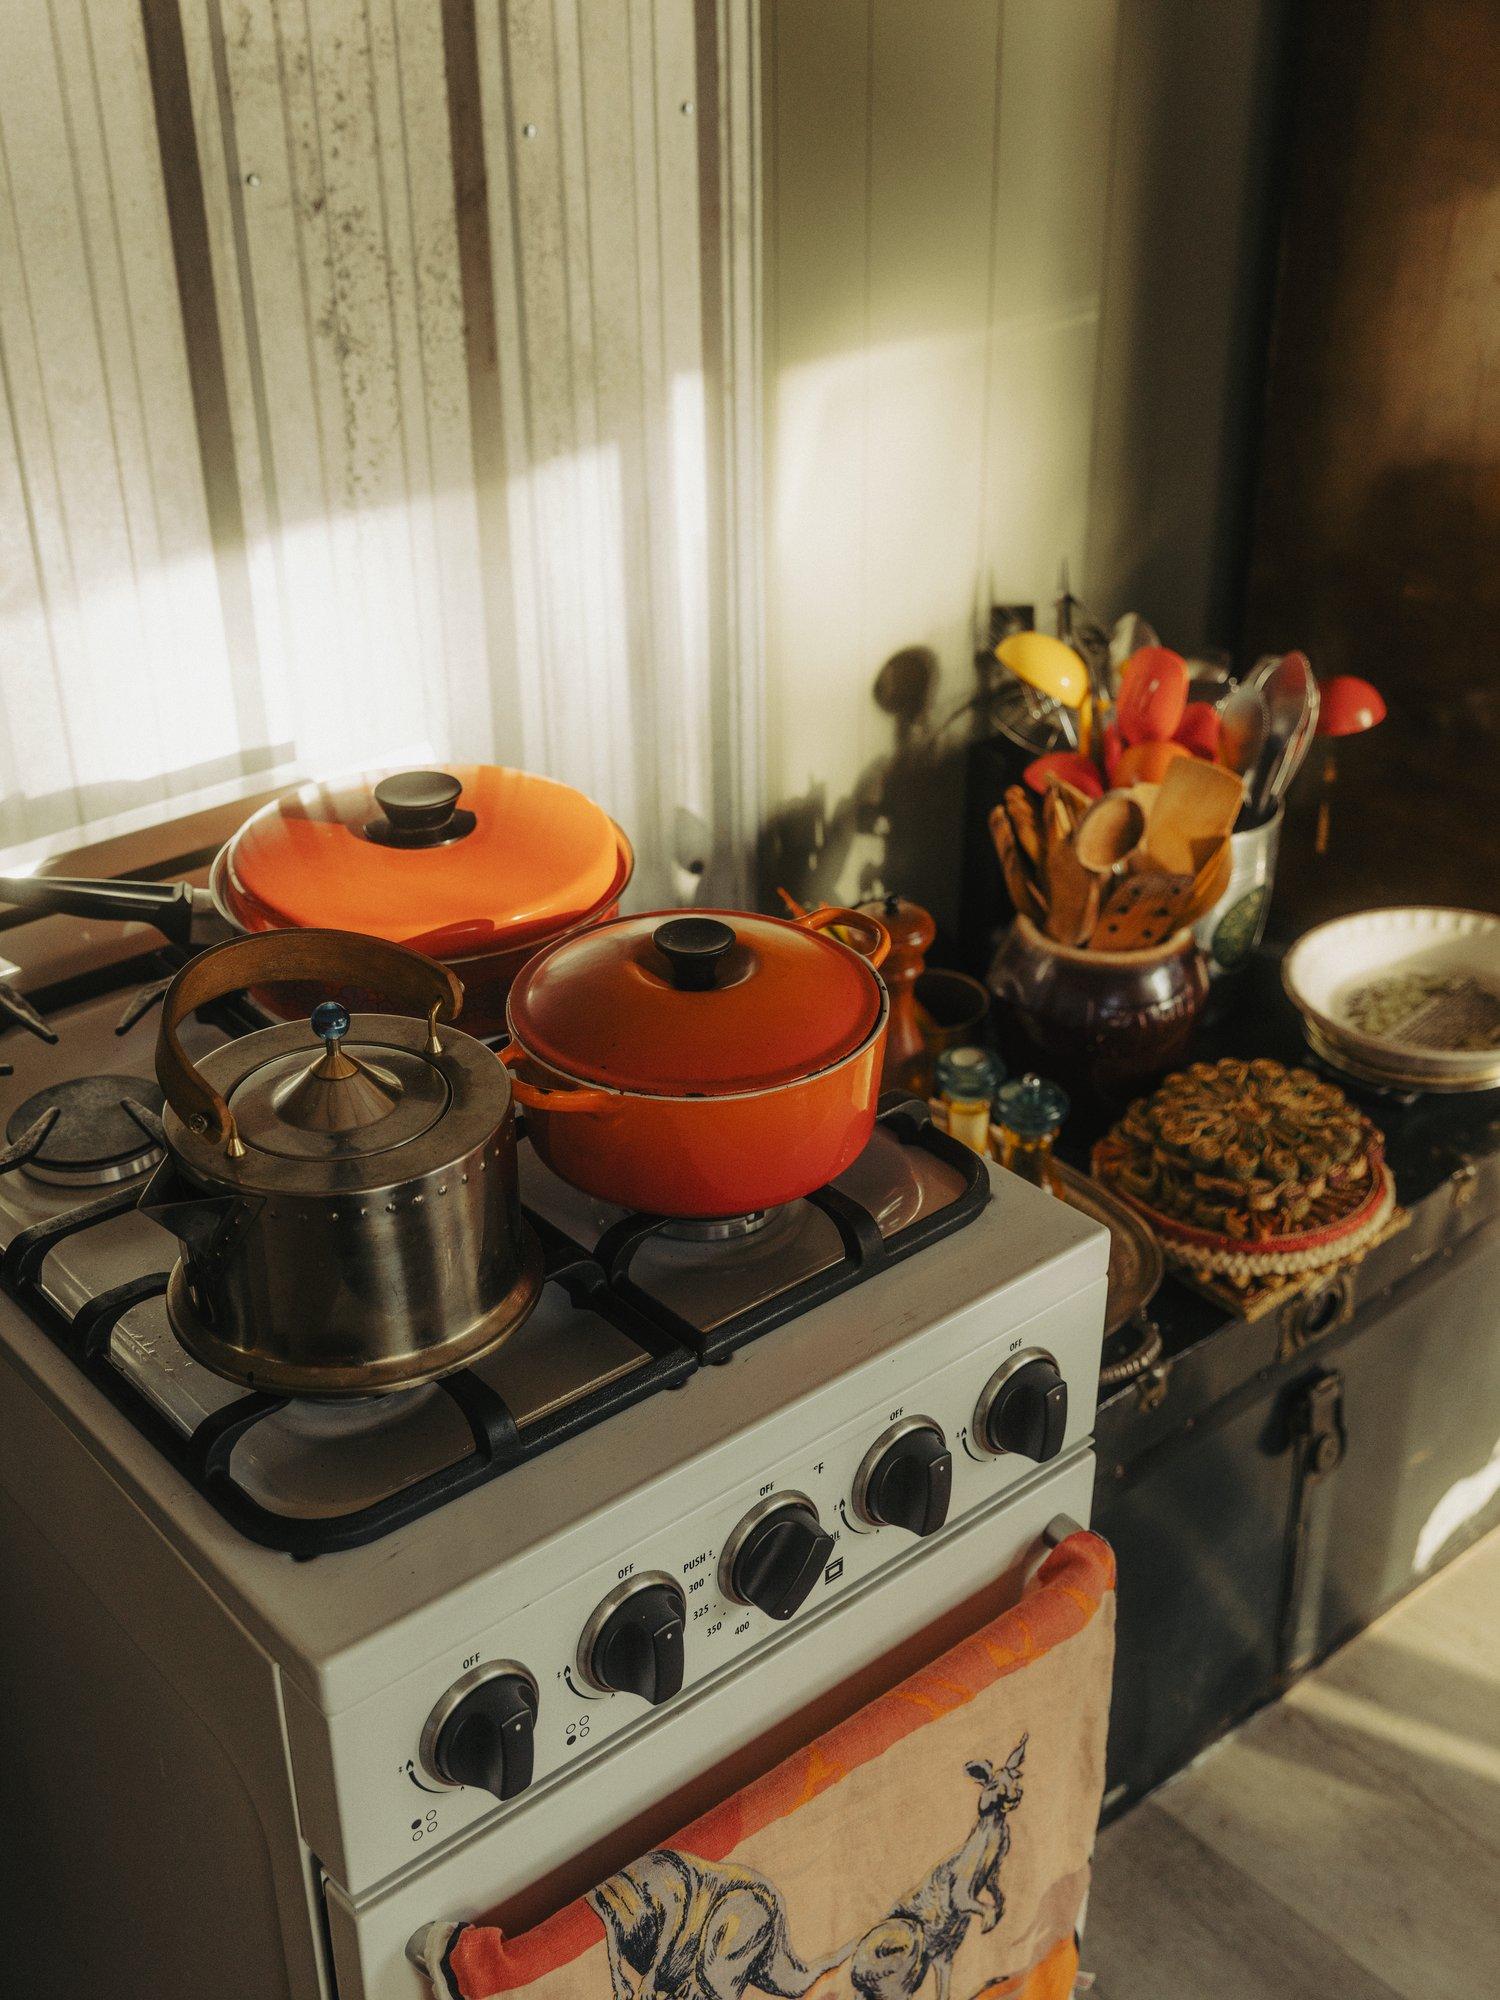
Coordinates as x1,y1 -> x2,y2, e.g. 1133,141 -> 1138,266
216,766 -> 632,1033
0,765 -> 632,1038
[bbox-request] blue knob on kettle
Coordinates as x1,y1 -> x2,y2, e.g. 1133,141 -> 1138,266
311,1000 -> 350,1046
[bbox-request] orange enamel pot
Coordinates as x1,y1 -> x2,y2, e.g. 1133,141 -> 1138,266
0,764 -> 631,1039
504,906 -> 892,1218
215,765 -> 633,1036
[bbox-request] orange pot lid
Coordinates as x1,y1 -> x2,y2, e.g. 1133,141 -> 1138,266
222,767 -> 627,958
507,910 -> 886,1097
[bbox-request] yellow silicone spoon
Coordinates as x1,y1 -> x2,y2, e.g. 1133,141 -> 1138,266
996,630 -> 1090,708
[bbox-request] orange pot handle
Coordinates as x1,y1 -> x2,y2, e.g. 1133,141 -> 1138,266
499,1042 -> 615,1114
795,904 -> 891,969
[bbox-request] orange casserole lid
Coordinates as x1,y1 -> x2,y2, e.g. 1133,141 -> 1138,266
507,909 -> 888,1096
222,766 -> 627,958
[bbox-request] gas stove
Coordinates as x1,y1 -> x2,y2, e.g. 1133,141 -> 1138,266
0,917 -> 1110,2000
0,949 -> 994,1555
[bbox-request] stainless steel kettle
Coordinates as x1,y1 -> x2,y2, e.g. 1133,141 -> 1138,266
140,929 -> 541,1397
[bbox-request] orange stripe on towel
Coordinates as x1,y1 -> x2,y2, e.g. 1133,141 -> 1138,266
970,1933 -> 1079,1999
448,1533 -> 1113,1997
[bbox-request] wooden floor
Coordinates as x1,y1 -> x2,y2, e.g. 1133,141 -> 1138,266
1084,1529 -> 1500,1999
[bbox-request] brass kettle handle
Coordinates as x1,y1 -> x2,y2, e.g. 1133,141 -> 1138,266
156,929 -> 464,1158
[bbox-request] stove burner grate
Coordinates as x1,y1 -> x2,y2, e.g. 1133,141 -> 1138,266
3,1075 -> 166,1186
4,1098 -> 989,1556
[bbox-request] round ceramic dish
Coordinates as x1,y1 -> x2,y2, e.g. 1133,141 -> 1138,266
1301,1018 -> 1500,1096
1283,907 -> 1500,1082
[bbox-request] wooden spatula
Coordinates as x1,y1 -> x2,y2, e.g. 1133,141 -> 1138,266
1091,870 -> 1193,950
1180,836 -> 1233,925
988,805 -> 1044,923
1144,757 -> 1244,877
1003,785 -> 1042,868
1044,833 -> 1098,946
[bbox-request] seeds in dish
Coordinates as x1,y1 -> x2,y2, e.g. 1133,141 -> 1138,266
1340,971 -> 1500,1050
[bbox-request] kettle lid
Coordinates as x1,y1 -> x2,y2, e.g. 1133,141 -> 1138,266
224,1001 -> 452,1162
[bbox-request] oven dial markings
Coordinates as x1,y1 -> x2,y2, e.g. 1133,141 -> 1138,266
387,1338 -> 1082,1841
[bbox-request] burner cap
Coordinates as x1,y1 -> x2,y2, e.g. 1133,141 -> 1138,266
6,1076 -> 166,1187
658,1209 -> 774,1243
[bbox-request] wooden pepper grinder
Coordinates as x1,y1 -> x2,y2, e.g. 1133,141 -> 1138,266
858,893 -> 935,1095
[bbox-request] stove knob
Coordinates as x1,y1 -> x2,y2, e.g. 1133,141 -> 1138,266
853,1421 -> 952,1536
720,1495 -> 835,1621
580,1574 -> 687,1705
975,1353 -> 1068,1463
421,1664 -> 538,1801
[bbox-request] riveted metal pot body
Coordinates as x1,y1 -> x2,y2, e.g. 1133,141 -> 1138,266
140,1012 -> 540,1396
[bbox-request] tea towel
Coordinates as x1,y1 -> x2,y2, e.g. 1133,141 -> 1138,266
419,1531 -> 1114,2000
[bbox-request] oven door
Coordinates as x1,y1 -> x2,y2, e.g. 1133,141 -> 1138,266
322,1449 -> 1096,2000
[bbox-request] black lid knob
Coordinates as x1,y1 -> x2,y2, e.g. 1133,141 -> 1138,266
585,1580 -> 686,1705
727,1500 -> 835,1621
430,1669 -> 538,1801
979,1358 -> 1068,1464
366,771 -> 475,847
652,916 -> 736,991
857,1424 -> 952,1537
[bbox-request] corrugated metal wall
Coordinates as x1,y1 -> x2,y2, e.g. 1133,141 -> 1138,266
0,0 -> 756,904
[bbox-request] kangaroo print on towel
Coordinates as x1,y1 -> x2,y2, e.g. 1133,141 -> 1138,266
421,1533 -> 1114,2000
850,1741 -> 1027,2000
593,1740 -> 1027,2000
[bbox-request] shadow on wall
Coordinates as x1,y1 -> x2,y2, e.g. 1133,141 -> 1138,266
757,646 -> 979,939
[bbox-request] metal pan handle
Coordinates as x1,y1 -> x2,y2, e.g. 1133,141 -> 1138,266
0,872 -> 205,948
156,929 -> 463,1158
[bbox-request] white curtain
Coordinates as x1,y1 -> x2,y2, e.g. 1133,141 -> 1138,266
0,0 -> 761,908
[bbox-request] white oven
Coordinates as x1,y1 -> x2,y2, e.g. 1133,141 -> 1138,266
0,943 -> 1107,2000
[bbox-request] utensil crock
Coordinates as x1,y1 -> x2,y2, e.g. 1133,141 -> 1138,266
1193,802 -> 1282,979
987,915 -> 1208,1103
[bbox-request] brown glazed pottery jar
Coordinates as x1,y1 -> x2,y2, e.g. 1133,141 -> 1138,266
987,915 -> 1208,1103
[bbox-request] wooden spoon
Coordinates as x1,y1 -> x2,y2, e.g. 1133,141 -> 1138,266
1074,793 -> 1146,877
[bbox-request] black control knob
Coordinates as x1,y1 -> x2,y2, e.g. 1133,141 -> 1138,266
977,1356 -> 1068,1463
582,1576 -> 687,1704
855,1422 -> 952,1536
424,1666 -> 538,1801
723,1498 -> 835,1621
